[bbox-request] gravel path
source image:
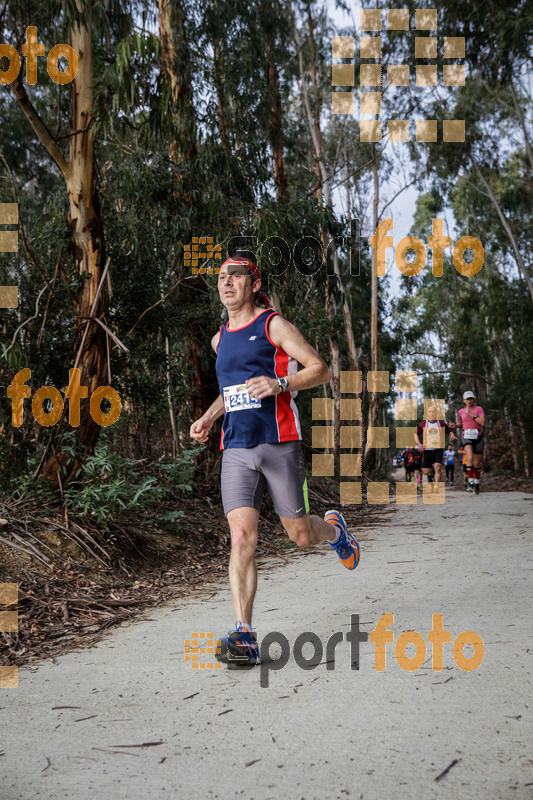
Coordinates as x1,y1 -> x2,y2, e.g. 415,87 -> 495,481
2,489 -> 532,800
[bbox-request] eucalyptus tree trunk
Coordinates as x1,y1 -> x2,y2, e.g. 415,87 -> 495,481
293,8 -> 359,372
158,0 -> 197,169
213,42 -> 231,156
368,152 -> 380,440
264,25 -> 288,202
13,8 -> 108,484
292,4 -> 363,475
158,0 -> 220,462
305,2 -> 323,200
504,409 -> 521,474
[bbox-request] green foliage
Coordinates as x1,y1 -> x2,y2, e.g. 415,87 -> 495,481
63,445 -> 164,528
156,447 -> 200,492
12,433 -> 203,532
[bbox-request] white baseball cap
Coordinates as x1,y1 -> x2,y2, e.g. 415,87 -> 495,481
463,391 -> 475,400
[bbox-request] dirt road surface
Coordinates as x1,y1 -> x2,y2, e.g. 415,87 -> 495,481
2,489 -> 532,800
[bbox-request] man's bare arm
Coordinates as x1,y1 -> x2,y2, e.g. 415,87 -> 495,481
203,394 -> 224,423
190,394 -> 224,442
246,314 -> 330,400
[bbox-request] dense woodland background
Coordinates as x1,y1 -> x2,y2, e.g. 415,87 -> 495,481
0,0 -> 532,531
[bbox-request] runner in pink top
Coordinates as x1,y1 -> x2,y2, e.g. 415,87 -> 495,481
454,391 -> 486,494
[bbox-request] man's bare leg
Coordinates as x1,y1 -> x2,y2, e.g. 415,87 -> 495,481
465,444 -> 474,489
281,511 -> 360,571
227,506 -> 259,626
279,514 -> 338,547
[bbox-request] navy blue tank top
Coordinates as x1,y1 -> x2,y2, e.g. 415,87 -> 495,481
215,309 -> 301,449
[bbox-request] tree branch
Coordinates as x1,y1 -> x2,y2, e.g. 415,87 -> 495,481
378,178 -> 417,223
10,77 -> 71,179
54,123 -> 95,142
510,78 -> 533,172
407,367 -> 495,385
3,284 -> 48,358
125,275 -> 182,339
405,351 -> 494,384
471,159 -> 533,302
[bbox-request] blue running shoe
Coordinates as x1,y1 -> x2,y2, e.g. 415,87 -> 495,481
325,510 -> 360,570
215,621 -> 261,666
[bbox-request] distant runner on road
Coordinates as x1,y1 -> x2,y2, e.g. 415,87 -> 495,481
454,391 -> 486,495
404,448 -> 415,482
415,405 -> 456,491
444,445 -> 455,486
190,257 -> 360,666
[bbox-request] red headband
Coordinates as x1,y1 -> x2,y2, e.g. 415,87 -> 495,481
220,258 -> 271,308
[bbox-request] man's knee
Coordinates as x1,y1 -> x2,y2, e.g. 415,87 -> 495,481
230,526 -> 257,555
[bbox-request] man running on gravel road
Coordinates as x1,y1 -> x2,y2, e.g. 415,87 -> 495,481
190,257 -> 360,666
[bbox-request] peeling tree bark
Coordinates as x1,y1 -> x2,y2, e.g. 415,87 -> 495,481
13,9 -> 108,485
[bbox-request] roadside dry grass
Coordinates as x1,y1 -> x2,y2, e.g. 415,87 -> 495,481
0,480 -> 386,667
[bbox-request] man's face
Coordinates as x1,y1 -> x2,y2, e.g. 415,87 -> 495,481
218,265 -> 258,308
427,405 -> 437,421
465,397 -> 475,407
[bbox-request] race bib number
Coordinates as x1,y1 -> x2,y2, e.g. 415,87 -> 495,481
223,383 -> 261,413
464,428 -> 479,440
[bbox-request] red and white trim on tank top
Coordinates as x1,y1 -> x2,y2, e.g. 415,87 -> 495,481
265,313 -> 301,441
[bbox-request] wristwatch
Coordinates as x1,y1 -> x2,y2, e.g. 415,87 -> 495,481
276,377 -> 289,393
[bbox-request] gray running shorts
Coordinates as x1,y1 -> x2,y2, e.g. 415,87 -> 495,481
221,441 -> 309,519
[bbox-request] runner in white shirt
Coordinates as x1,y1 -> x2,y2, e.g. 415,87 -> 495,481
415,405 -> 456,491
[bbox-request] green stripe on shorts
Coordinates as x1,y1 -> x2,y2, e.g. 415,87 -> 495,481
302,477 -> 309,514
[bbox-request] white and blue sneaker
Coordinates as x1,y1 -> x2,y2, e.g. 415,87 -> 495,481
325,510 -> 360,570
215,621 -> 261,666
